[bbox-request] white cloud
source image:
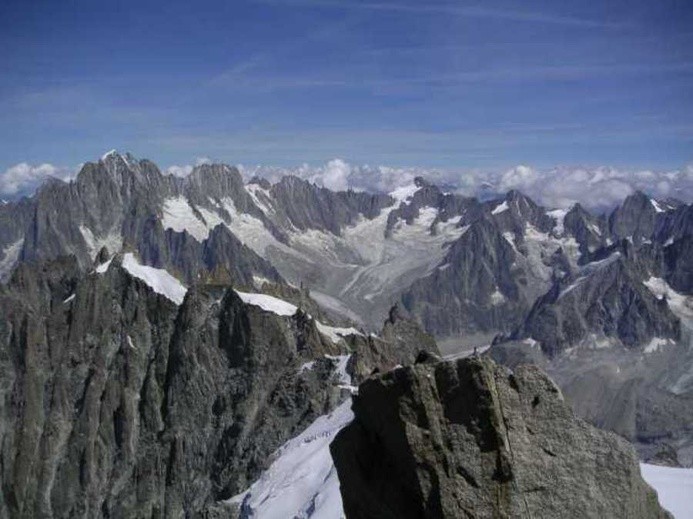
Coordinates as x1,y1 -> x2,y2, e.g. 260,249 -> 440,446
0,162 -> 75,197
166,156 -> 214,177
498,165 -> 538,193
6,154 -> 692,212
313,159 -> 351,191
166,165 -> 194,177
239,160 -> 693,211
489,164 -> 693,211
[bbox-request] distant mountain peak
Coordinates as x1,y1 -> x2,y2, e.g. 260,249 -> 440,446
413,176 -> 430,188
101,149 -> 119,161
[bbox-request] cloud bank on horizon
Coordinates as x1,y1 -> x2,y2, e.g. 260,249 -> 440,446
238,159 -> 693,212
2,156 -> 692,212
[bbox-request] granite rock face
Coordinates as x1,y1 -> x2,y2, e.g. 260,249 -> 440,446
0,255 -> 435,517
331,357 -> 671,519
511,252 -> 680,357
347,304 -> 439,382
401,216 -> 526,338
269,175 -> 393,236
609,191 -> 660,245
0,258 -> 334,517
0,153 -> 284,289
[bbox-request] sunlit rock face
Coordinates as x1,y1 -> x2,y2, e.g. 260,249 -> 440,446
331,356 -> 671,519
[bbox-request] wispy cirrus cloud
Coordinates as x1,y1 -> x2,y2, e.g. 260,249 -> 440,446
207,60 -> 693,94
258,0 -> 632,29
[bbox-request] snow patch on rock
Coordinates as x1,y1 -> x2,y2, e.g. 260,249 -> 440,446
489,288 -> 506,306
644,337 -> 673,354
0,238 -> 23,280
220,197 -> 290,257
161,196 -> 211,241
650,198 -> 665,213
547,208 -> 568,235
389,183 -> 419,203
644,277 -> 693,322
315,322 -> 362,344
121,253 -> 187,305
491,200 -> 509,215
325,354 -> 353,388
95,258 -> 113,274
234,290 -> 298,316
79,225 -> 123,259
245,183 -> 275,215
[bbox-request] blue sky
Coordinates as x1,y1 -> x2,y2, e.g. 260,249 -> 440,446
1,0 -> 692,178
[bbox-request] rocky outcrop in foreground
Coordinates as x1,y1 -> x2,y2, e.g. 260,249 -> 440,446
0,255 -> 438,517
331,357 -> 670,519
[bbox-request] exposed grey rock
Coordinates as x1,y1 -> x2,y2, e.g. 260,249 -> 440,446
269,175 -> 393,236
487,189 -> 555,236
0,255 -> 435,517
5,154 -> 693,349
563,203 -> 607,258
511,254 -> 680,357
662,234 -> 693,294
401,216 -> 528,338
348,304 -> 440,383
331,356 -> 671,519
0,197 -> 34,280
643,444 -> 681,468
609,191 -> 660,245
385,177 -> 481,237
0,154 -> 284,292
0,257 -> 341,517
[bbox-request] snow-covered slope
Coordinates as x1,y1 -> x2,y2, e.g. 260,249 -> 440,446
229,381 -> 692,519
121,253 -> 188,305
259,184 -> 469,328
229,396 -> 353,518
235,290 -> 298,316
95,253 -> 188,304
641,464 -> 693,519
315,322 -> 362,344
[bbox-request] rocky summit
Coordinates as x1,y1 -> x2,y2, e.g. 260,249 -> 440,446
331,356 -> 670,519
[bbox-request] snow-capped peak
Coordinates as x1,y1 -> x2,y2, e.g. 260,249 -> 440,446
101,149 -> 119,161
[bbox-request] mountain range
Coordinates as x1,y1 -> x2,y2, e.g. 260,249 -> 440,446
0,150 -> 691,516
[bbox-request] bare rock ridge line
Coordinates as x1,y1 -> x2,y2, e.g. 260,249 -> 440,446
0,253 -> 437,517
331,356 -> 671,519
2,150 -> 691,342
